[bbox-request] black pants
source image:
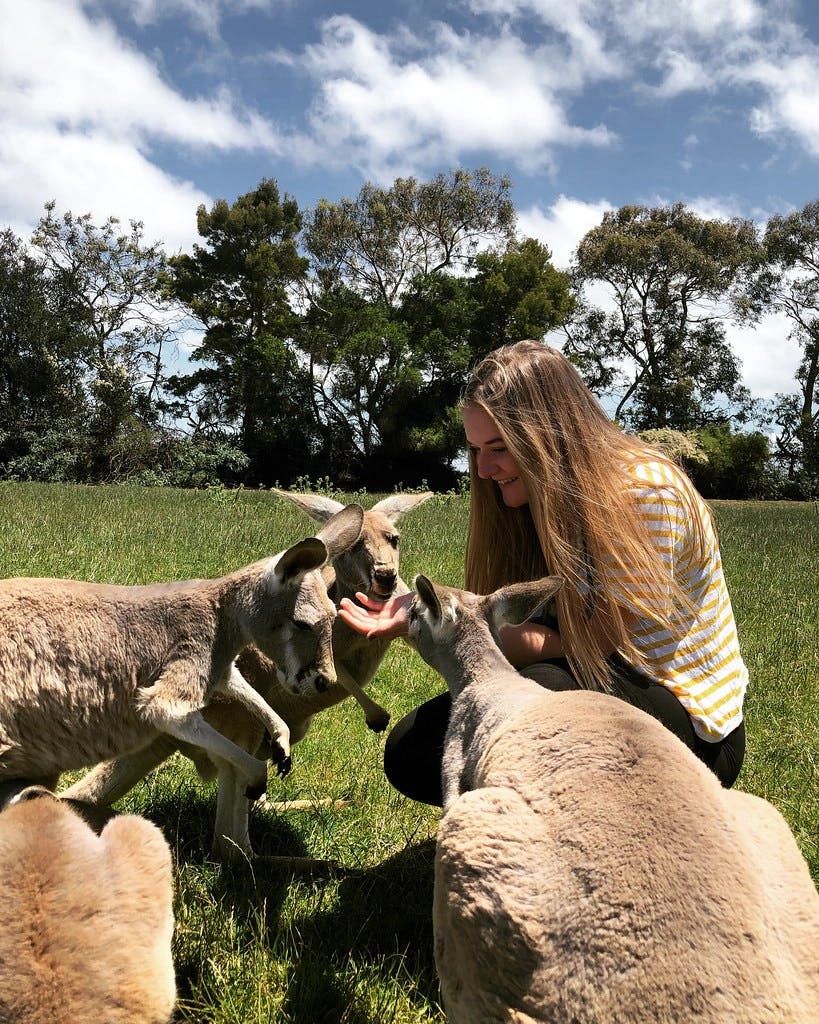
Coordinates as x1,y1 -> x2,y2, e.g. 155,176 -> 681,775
384,657 -> 746,807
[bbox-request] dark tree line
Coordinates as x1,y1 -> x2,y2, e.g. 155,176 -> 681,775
1,173 -> 817,497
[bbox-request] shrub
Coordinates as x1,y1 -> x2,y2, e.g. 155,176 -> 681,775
689,424 -> 776,499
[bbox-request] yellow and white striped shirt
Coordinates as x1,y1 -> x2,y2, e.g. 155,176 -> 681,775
611,459 -> 748,742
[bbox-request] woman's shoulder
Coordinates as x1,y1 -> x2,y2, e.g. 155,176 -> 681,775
624,456 -> 689,493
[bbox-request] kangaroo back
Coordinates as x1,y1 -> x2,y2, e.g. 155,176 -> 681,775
0,791 -> 175,1024
408,574 -> 819,1024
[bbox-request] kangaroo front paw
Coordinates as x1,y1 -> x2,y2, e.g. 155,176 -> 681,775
367,710 -> 391,733
269,738 -> 292,777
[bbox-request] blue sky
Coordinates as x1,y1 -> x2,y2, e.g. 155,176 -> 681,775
2,0 -> 819,400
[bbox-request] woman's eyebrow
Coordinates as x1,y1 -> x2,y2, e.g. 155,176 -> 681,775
467,435 -> 504,447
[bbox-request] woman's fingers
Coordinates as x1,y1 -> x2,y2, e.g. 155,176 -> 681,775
337,593 -> 411,639
337,597 -> 385,636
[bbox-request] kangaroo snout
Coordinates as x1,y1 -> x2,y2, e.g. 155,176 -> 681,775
294,664 -> 336,693
372,566 -> 398,596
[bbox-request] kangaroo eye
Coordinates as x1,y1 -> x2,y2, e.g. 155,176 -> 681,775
293,620 -> 312,631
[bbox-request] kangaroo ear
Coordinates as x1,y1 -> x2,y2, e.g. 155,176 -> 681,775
271,488 -> 346,524
316,504 -> 365,561
370,491 -> 434,524
274,537 -> 328,582
2,783 -> 57,810
483,576 -> 564,633
414,573 -> 443,623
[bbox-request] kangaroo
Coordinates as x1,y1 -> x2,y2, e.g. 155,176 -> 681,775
63,492 -> 432,861
3,504 -> 362,805
0,786 -> 176,1024
407,573 -> 819,1024
265,488 -> 434,733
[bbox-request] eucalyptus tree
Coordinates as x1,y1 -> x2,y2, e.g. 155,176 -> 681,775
300,168 -> 522,485
743,201 -> 819,494
166,179 -> 311,484
303,167 -> 516,306
21,204 -> 177,480
566,203 -> 758,429
0,228 -> 89,478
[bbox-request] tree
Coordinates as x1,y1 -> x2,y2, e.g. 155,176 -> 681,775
30,202 -> 174,479
566,203 -> 758,429
389,239 -> 575,483
468,237 -> 574,354
300,287 -> 420,482
303,168 -> 516,307
0,228 -> 88,473
300,169 -> 525,486
166,179 -> 310,485
742,201 -> 819,495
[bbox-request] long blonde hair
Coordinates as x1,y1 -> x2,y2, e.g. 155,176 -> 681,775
462,340 -> 711,691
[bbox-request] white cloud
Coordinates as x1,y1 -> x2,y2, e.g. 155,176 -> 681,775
287,16 -> 616,180
684,195 -> 748,222
726,311 -> 802,400
516,194 -> 614,269
466,0 -> 765,45
0,0 -> 288,249
104,0 -> 282,36
0,127 -> 209,254
648,50 -> 713,98
743,54 -> 819,156
0,1 -> 281,151
463,0 -> 819,172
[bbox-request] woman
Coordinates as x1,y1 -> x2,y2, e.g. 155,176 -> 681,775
339,340 -> 748,804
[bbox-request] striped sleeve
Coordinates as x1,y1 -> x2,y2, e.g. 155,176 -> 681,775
613,460 -> 748,741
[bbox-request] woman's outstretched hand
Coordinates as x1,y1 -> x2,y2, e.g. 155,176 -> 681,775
337,590 -> 414,640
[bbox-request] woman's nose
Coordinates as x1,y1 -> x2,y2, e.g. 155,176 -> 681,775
475,450 -> 493,478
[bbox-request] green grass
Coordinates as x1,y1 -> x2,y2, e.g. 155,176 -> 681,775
0,483 -> 816,1024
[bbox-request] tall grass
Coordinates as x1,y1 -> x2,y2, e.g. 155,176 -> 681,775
0,483 -> 815,1024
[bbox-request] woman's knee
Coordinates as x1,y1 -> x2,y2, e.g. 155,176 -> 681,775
519,661 -> 579,691
383,694 -> 451,807
695,720 -> 746,789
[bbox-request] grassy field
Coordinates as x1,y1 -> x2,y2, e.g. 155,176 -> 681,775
0,482 -> 816,1024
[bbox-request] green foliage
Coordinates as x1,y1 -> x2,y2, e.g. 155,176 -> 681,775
0,204 -> 180,484
301,171 -> 571,489
567,202 -> 758,429
768,393 -> 819,498
166,180 -> 311,485
30,203 -> 172,455
303,168 -> 515,306
0,420 -> 89,482
141,435 -> 250,489
0,228 -> 88,447
5,186 -> 819,495
687,424 -> 775,500
0,484 -> 815,1023
469,237 -> 574,351
299,169 -> 525,488
740,201 -> 819,487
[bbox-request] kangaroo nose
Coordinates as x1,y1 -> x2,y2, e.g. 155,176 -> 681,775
373,567 -> 398,594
